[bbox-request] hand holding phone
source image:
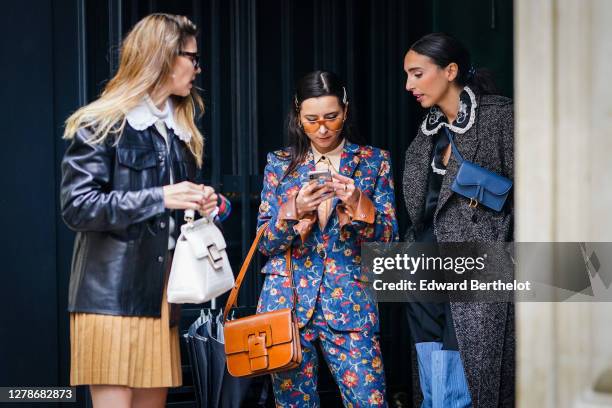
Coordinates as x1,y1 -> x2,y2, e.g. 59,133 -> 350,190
308,170 -> 332,185
296,171 -> 334,217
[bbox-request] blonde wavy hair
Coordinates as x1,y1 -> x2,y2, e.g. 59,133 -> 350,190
64,13 -> 205,167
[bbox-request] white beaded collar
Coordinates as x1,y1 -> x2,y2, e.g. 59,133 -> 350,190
421,86 -> 477,136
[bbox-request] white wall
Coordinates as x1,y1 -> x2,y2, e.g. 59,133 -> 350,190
515,0 -> 612,406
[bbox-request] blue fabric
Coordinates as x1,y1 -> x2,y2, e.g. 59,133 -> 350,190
256,142 -> 399,332
416,343 -> 472,408
431,350 -> 472,408
445,127 -> 512,212
415,342 -> 443,408
271,298 -> 388,407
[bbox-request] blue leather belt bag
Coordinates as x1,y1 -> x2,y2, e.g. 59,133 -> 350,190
445,128 -> 512,212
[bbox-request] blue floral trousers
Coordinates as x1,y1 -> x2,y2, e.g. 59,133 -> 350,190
271,297 -> 388,408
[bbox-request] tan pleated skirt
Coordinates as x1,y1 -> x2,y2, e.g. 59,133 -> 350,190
70,263 -> 182,388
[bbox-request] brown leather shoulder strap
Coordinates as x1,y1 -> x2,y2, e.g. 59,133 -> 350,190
285,242 -> 296,307
223,223 -> 268,323
222,223 -> 295,323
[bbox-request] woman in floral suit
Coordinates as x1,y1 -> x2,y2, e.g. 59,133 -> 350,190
256,70 -> 399,407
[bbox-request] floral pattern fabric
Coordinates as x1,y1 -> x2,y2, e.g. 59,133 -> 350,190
271,297 -> 388,407
256,141 -> 399,332
255,141 -> 398,407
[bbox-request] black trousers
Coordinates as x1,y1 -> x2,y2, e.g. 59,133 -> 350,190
406,225 -> 459,350
404,301 -> 459,350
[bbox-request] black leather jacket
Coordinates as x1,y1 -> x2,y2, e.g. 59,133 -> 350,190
61,124 -> 198,317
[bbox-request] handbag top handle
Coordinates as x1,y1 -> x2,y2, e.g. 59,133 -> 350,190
222,222 -> 295,323
443,127 -> 465,164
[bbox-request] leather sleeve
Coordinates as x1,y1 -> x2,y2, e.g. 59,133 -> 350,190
60,128 -> 165,231
336,190 -> 376,227
278,194 -> 317,243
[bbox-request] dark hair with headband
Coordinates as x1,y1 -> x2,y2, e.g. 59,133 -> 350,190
410,32 -> 498,95
281,70 -> 363,179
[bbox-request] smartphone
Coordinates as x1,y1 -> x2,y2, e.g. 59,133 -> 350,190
308,170 -> 332,185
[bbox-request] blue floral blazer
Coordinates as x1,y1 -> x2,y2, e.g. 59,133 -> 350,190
256,141 -> 399,332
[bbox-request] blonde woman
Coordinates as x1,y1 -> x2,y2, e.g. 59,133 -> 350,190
60,14 -> 230,407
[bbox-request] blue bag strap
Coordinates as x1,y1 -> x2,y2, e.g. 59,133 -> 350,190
443,127 -> 464,164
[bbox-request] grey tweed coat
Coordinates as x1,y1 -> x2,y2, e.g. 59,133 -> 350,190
402,91 -> 515,408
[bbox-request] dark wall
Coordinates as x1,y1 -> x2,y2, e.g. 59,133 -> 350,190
431,0 -> 514,97
0,0 -> 59,391
0,0 -> 512,406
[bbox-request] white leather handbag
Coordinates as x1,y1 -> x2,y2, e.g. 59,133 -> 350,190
167,211 -> 234,304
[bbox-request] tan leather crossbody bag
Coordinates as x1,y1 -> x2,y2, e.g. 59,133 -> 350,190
223,223 -> 302,377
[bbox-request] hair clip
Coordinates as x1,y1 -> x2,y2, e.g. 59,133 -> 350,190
294,94 -> 299,111
342,86 -> 348,105
467,66 -> 476,79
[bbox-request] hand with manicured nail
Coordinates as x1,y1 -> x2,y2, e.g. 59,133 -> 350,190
198,185 -> 218,217
295,180 -> 334,218
162,181 -> 207,210
329,170 -> 359,208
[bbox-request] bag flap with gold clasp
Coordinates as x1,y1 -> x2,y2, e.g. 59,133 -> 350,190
181,216 -> 227,268
224,309 -> 295,355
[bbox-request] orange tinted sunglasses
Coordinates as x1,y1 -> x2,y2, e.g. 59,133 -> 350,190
301,115 -> 344,133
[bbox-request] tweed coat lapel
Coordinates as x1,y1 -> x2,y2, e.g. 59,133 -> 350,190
404,92 -> 482,229
403,133 -> 434,228
435,96 -> 481,216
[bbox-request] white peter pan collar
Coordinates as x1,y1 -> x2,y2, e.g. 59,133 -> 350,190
125,95 -> 192,143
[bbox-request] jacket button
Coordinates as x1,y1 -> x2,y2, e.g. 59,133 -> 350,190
471,213 -> 478,223
160,221 -> 166,229
157,256 -> 164,263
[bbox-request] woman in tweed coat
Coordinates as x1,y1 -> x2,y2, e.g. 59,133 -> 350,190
402,33 -> 514,407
